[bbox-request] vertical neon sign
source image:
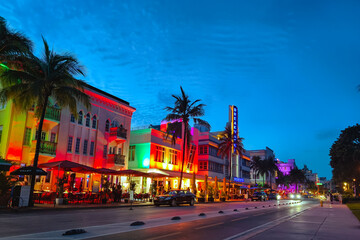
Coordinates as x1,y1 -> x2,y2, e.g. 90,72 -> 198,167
232,106 -> 238,153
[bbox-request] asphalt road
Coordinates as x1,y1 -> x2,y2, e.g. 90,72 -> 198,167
0,199 -> 316,240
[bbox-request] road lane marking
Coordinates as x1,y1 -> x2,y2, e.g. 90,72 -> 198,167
231,217 -> 249,222
223,206 -> 314,240
147,232 -> 181,240
253,213 -> 265,216
195,222 -> 223,230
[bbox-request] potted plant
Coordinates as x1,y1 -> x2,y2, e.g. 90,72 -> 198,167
207,185 -> 215,202
220,191 -> 227,202
198,190 -> 206,203
55,175 -> 67,205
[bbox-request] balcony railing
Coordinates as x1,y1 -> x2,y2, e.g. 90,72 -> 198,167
108,154 -> 125,166
45,106 -> 61,122
29,106 -> 61,122
110,126 -> 127,139
31,141 -> 57,156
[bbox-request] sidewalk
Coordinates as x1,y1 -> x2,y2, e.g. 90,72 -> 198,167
249,202 -> 360,240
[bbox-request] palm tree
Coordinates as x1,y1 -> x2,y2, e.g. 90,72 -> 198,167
0,37 -> 90,206
264,157 -> 279,189
217,125 -> 244,197
250,156 -> 262,185
0,16 -> 32,63
289,167 -> 306,193
164,86 -> 210,189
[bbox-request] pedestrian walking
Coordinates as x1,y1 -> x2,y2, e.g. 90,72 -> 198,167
330,193 -> 333,204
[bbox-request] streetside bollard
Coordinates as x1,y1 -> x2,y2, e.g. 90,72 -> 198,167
320,200 -> 323,207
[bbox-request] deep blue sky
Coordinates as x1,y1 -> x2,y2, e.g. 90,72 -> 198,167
2,0 -> 360,179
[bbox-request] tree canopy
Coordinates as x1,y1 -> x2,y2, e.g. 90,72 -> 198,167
330,124 -> 360,183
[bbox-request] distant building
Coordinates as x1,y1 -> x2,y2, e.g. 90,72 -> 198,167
277,159 -> 296,176
248,147 -> 276,188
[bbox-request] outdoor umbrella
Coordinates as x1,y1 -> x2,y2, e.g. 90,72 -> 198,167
94,168 -> 119,175
10,166 -> 47,176
38,160 -> 96,173
0,159 -> 11,171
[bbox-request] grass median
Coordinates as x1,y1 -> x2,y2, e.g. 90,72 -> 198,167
346,203 -> 360,221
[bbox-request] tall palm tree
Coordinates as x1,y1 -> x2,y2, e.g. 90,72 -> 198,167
250,156 -> 262,185
164,86 -> 210,189
264,157 -> 279,189
217,125 -> 244,197
289,167 -> 306,193
0,37 -> 90,206
0,16 -> 32,63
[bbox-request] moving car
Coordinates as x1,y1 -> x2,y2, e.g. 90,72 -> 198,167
154,190 -> 196,207
289,193 -> 302,200
251,192 -> 268,201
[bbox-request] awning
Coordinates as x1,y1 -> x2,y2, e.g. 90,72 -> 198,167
160,170 -> 205,180
134,168 -> 169,178
10,166 -> 48,176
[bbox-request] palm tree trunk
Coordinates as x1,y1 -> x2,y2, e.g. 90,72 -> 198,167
228,149 -> 231,199
179,123 -> 187,190
29,96 -> 49,207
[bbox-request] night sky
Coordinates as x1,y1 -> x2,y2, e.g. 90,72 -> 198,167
2,0 -> 360,179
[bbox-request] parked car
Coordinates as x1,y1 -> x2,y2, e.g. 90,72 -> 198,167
251,192 -> 268,201
154,190 -> 196,207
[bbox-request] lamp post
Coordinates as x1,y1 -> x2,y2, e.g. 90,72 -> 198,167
353,179 -> 356,197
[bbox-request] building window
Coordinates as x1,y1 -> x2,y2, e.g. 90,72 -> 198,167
103,144 -> 108,158
75,138 -> 81,154
70,114 -> 75,123
35,130 -> 46,141
45,171 -> 51,183
105,120 -> 110,132
129,146 -> 135,161
199,145 -> 208,155
90,141 -> 95,156
199,161 -> 208,170
154,146 -> 165,162
92,115 -> 97,129
50,133 -> 56,143
169,149 -> 178,165
83,140 -> 88,155
118,147 -> 122,155
23,128 -> 31,145
0,125 -> 2,144
67,136 -> 73,152
111,120 -> 119,128
85,113 -> 90,127
78,111 -> 83,125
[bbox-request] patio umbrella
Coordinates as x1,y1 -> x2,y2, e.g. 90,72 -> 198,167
0,159 -> 11,171
94,168 -> 119,175
10,166 -> 47,176
38,160 -> 96,173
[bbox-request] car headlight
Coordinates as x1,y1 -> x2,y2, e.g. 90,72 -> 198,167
165,197 -> 172,200
296,194 -> 301,199
276,195 -> 281,200
290,194 -> 294,199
